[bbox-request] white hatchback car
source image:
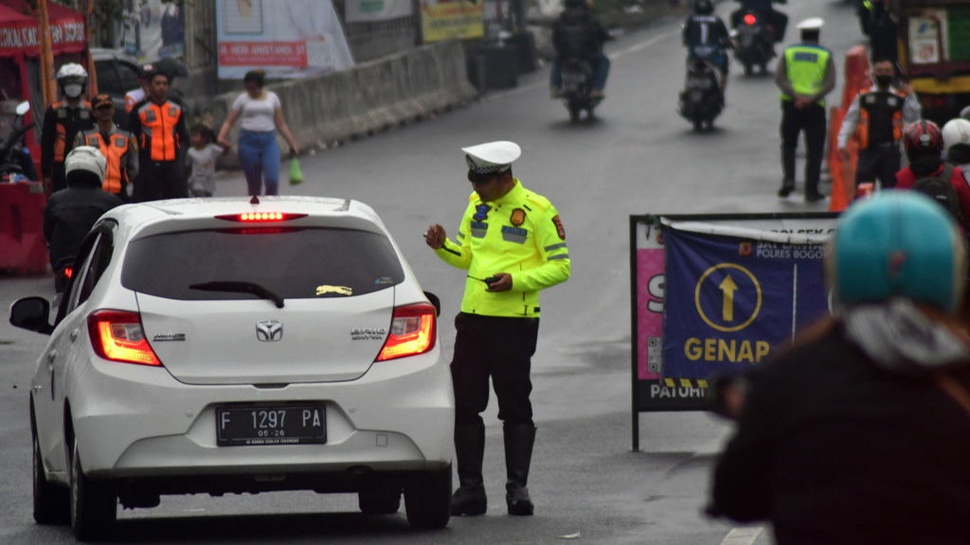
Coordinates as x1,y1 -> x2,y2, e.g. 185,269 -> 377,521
10,197 -> 454,541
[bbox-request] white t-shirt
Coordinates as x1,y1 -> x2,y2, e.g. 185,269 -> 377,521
187,144 -> 225,196
231,91 -> 281,133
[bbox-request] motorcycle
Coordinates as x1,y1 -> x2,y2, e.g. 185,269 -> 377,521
678,48 -> 725,131
0,101 -> 36,182
558,58 -> 600,123
731,9 -> 775,76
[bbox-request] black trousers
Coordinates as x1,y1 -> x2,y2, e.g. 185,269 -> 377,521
855,144 -> 901,189
780,101 -> 827,193
133,159 -> 187,202
451,313 -> 539,429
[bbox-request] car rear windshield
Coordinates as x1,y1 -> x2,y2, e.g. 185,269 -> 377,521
122,227 -> 404,300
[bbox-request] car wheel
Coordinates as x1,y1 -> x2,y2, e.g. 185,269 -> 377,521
33,431 -> 69,525
70,440 -> 116,541
404,465 -> 451,530
358,486 -> 402,515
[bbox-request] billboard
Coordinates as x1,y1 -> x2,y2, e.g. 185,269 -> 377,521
629,213 -> 839,448
420,0 -> 484,42
215,0 -> 355,80
122,0 -> 184,61
345,0 -> 413,23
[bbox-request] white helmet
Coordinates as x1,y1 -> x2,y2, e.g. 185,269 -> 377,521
64,146 -> 106,187
56,63 -> 88,99
942,118 -> 970,153
55,63 -> 88,81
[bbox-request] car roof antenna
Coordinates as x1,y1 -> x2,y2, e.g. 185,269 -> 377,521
250,195 -> 260,205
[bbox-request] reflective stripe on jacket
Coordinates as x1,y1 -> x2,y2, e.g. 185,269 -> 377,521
857,88 -> 905,149
136,101 -> 183,161
781,45 -> 831,104
78,128 -> 136,195
435,179 -> 571,318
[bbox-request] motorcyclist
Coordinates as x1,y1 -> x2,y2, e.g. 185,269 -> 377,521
549,0 -> 610,100
730,0 -> 788,43
943,118 -> 970,175
41,63 -> 94,196
0,102 -> 37,181
683,0 -> 730,90
43,146 -> 124,292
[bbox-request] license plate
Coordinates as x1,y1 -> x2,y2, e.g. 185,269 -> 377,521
216,404 -> 327,447
689,78 -> 712,89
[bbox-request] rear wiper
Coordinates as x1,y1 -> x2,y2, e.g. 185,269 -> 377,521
189,281 -> 285,308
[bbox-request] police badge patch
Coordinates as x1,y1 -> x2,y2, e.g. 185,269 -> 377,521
510,208 -> 526,227
552,215 -> 566,240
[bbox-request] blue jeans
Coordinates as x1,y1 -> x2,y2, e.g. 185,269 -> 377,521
550,53 -> 611,91
238,130 -> 280,196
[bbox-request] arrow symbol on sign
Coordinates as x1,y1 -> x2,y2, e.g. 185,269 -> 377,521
719,275 -> 738,322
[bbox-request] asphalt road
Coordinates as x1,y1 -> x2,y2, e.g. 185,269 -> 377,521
0,0 -> 865,543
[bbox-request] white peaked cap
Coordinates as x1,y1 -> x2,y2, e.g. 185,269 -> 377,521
462,141 -> 522,174
797,17 -> 824,31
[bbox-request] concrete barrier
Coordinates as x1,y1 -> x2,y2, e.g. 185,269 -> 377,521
210,40 -> 477,156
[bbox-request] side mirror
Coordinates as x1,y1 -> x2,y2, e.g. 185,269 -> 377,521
9,297 -> 53,335
15,100 -> 30,116
424,291 -> 441,317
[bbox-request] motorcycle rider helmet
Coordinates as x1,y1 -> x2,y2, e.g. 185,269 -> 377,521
827,192 -> 966,313
902,119 -> 944,160
56,63 -> 88,99
942,118 -> 970,154
694,0 -> 713,15
64,146 -> 106,188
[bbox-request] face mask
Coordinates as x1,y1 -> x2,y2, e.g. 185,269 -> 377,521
63,84 -> 83,98
874,75 -> 892,88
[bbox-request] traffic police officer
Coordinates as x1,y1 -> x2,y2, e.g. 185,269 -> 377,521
77,94 -> 139,200
41,63 -> 95,195
128,68 -> 190,201
837,57 -> 921,192
775,17 -> 836,202
425,141 -> 571,517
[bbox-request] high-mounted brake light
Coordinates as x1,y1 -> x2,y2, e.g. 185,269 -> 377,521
62,267 -> 73,279
87,310 -> 161,366
743,13 -> 757,25
215,212 -> 308,223
376,303 -> 437,361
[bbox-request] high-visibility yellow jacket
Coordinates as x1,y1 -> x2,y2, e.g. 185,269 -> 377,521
435,179 -> 571,318
780,44 -> 832,105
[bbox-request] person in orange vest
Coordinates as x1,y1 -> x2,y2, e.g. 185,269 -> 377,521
41,63 -> 95,195
128,68 -> 190,202
837,57 -> 921,192
76,94 -> 139,201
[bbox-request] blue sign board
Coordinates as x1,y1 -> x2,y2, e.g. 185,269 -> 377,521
661,229 -> 829,379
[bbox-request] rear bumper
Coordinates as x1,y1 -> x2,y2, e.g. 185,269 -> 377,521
64,350 -> 454,483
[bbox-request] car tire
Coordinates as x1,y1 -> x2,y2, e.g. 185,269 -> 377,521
70,440 -> 117,541
33,431 -> 69,525
358,486 -> 402,515
404,465 -> 452,530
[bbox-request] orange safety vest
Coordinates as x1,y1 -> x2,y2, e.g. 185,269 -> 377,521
136,101 -> 183,161
80,129 -> 133,195
51,100 -> 93,162
856,88 -> 905,150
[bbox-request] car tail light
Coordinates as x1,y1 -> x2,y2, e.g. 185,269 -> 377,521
376,303 -> 437,361
743,13 -> 757,25
215,212 -> 307,222
62,267 -> 73,279
87,310 -> 161,366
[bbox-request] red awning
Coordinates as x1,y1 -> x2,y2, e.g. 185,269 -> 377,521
0,0 -> 86,57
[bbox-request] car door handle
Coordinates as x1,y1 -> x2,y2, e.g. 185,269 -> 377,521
70,328 -> 79,342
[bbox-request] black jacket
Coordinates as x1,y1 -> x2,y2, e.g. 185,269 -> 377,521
552,7 -> 608,60
710,318 -> 970,544
44,186 -> 123,268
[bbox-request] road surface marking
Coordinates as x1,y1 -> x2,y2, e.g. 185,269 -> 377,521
721,526 -> 764,545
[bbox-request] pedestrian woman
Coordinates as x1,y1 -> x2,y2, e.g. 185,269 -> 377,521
217,70 -> 299,195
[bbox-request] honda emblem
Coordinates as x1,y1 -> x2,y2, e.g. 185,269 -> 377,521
256,320 -> 283,342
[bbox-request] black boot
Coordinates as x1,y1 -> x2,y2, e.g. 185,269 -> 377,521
451,423 -> 487,516
504,424 -> 536,516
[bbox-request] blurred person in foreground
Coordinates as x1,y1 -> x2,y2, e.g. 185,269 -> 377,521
708,191 -> 970,544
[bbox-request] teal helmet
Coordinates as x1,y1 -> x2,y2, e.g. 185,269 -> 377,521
828,191 -> 967,313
